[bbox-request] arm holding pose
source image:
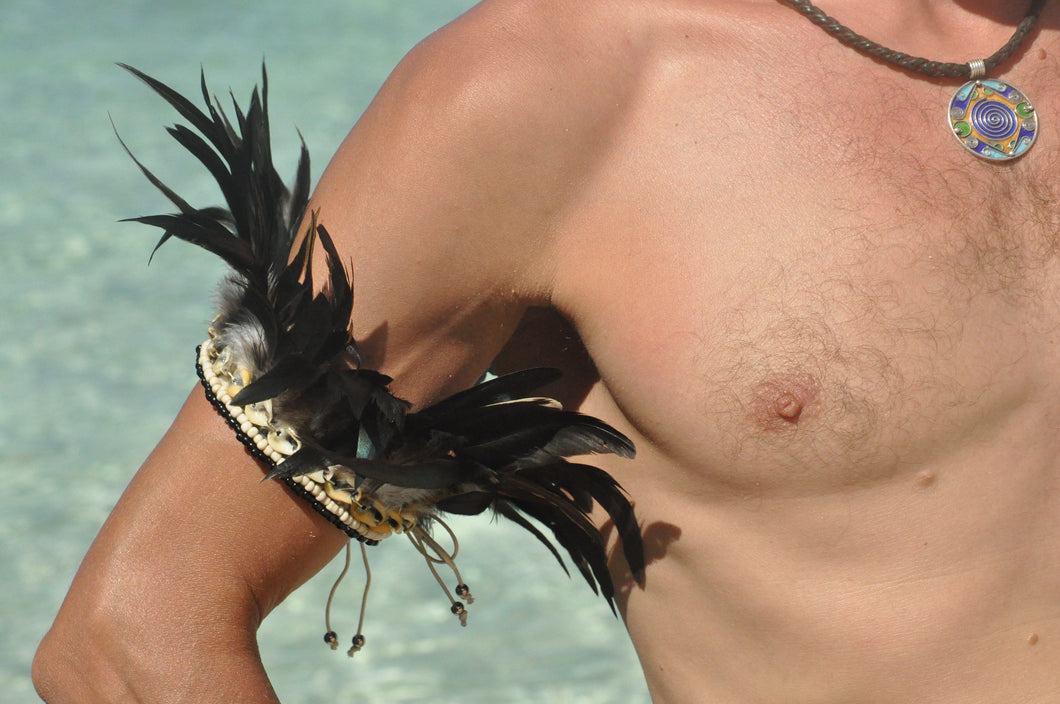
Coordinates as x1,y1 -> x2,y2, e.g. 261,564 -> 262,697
33,3 -> 636,702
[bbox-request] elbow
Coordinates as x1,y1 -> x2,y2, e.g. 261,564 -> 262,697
32,601 -> 130,704
33,622 -> 87,703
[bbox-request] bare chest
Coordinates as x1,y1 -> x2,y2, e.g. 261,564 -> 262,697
557,65 -> 1060,493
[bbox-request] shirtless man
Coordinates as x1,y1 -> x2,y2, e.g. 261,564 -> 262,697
33,0 -> 1060,702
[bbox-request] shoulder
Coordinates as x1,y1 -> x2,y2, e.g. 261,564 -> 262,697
310,0 -> 653,306
377,0 -> 790,156
378,0 -> 647,153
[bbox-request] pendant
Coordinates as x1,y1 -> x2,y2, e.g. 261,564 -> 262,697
948,78 -> 1038,161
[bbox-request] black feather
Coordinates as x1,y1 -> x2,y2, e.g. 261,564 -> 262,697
335,457 -> 476,490
415,367 -> 563,421
518,463 -> 645,581
262,447 -> 330,482
230,354 -> 320,406
492,501 -> 571,575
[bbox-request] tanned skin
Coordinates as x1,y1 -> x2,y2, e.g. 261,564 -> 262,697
34,1 -> 1060,702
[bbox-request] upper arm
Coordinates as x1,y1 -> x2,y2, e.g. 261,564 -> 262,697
305,0 -> 639,406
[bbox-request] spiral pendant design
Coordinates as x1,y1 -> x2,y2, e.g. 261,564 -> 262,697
949,78 -> 1038,160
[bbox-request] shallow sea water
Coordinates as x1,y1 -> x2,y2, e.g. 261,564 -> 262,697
0,1 -> 649,702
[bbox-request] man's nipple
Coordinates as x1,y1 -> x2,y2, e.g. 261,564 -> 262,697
750,373 -> 820,430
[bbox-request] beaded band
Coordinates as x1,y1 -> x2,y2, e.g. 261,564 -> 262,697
195,338 -> 429,544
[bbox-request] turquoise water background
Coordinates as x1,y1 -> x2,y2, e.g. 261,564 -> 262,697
0,1 -> 649,701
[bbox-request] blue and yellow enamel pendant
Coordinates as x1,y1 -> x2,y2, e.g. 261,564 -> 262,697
949,76 -> 1038,160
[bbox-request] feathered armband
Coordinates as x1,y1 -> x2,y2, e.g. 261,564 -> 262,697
117,64 -> 644,655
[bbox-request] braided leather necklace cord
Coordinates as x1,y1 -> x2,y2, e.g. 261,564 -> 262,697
784,0 -> 1048,79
